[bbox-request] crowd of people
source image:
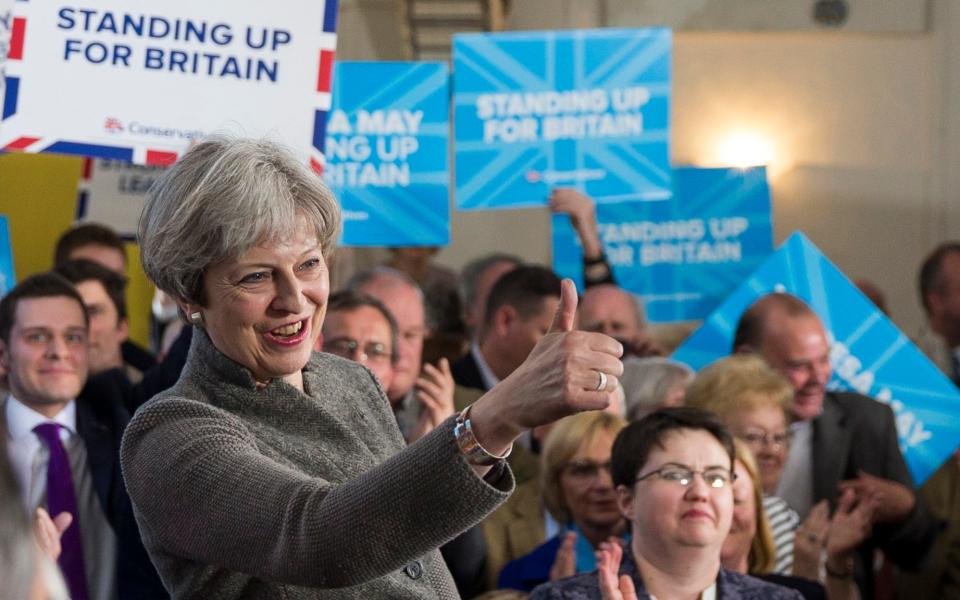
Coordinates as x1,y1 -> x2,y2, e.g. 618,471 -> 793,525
1,135 -> 959,600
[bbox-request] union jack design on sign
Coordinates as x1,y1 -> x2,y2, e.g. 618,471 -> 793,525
1,0 -> 340,166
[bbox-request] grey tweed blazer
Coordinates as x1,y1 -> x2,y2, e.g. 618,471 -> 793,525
120,329 -> 512,599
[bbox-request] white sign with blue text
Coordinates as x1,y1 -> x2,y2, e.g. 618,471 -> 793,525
1,1 -> 338,166
553,167 -> 773,323
672,232 -> 960,485
453,28 -> 671,210
325,62 -> 449,247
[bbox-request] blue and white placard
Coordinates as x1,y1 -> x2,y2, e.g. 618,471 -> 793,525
672,232 -> 960,485
553,167 -> 773,322
0,216 -> 15,295
325,62 -> 449,246
453,28 -> 671,210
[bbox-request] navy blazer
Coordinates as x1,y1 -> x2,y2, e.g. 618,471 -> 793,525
498,533 -> 565,592
528,550 -> 803,599
76,374 -> 168,599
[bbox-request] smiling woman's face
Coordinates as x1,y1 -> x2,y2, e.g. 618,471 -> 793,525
192,222 -> 329,387
619,428 -> 734,557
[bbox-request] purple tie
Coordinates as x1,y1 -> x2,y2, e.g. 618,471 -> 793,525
34,422 -> 89,600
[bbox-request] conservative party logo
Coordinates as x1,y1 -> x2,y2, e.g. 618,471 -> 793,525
104,117 -> 124,133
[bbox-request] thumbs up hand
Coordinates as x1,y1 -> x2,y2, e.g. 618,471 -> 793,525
467,279 -> 624,452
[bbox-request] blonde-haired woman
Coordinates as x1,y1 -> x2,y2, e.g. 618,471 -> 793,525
723,440 -> 827,599
498,411 -> 627,592
685,354 -> 800,574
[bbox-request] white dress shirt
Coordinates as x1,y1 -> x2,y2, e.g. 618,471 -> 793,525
5,395 -> 119,600
776,419 -> 815,520
471,343 -> 500,391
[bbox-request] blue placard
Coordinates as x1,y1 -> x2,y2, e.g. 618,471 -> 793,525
0,216 -> 15,296
453,28 -> 671,210
672,232 -> 960,485
324,62 -> 449,246
552,167 -> 773,322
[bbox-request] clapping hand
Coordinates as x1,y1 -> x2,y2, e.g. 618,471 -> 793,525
596,537 -> 637,600
837,470 -> 913,523
549,532 -> 577,581
34,507 -> 72,560
793,500 -> 830,579
826,487 -> 877,558
409,358 -> 456,443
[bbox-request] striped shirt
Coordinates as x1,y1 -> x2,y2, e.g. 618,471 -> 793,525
763,495 -> 800,575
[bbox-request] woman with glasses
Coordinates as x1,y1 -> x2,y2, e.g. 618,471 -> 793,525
530,407 -> 802,600
498,411 -> 627,592
684,355 -> 801,575
721,440 -> 869,600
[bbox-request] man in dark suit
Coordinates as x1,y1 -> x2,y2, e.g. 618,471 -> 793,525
452,265 -> 562,392
733,292 -> 939,598
1,273 -> 164,599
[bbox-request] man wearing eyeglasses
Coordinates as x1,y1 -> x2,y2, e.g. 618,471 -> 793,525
319,290 -> 398,393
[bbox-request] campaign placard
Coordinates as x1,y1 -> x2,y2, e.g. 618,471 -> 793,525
672,232 -> 960,485
325,62 -> 449,246
0,215 -> 15,295
75,158 -> 165,238
453,28 -> 671,210
1,1 -> 338,166
552,167 -> 773,322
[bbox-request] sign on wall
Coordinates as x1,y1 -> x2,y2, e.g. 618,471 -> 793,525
1,1 -> 338,166
553,167 -> 773,322
453,28 -> 671,210
325,62 -> 449,246
672,232 -> 960,485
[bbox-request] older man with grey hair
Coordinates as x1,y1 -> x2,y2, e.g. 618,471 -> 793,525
578,284 -> 661,358
348,267 -> 480,443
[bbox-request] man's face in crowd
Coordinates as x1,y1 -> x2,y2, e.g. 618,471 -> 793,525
756,311 -> 832,422
322,306 -> 395,392
0,296 -> 89,417
75,279 -> 128,374
493,296 -> 559,379
356,278 -> 425,402
578,284 -> 642,339
930,251 -> 960,343
69,244 -> 126,276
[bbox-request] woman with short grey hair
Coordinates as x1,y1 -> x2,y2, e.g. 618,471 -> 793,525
120,136 -> 624,599
619,357 -> 693,422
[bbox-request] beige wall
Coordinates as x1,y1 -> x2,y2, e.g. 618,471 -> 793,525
339,0 -> 959,336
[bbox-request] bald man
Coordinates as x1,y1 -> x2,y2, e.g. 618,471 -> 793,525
734,292 -> 938,599
577,284 -> 660,358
